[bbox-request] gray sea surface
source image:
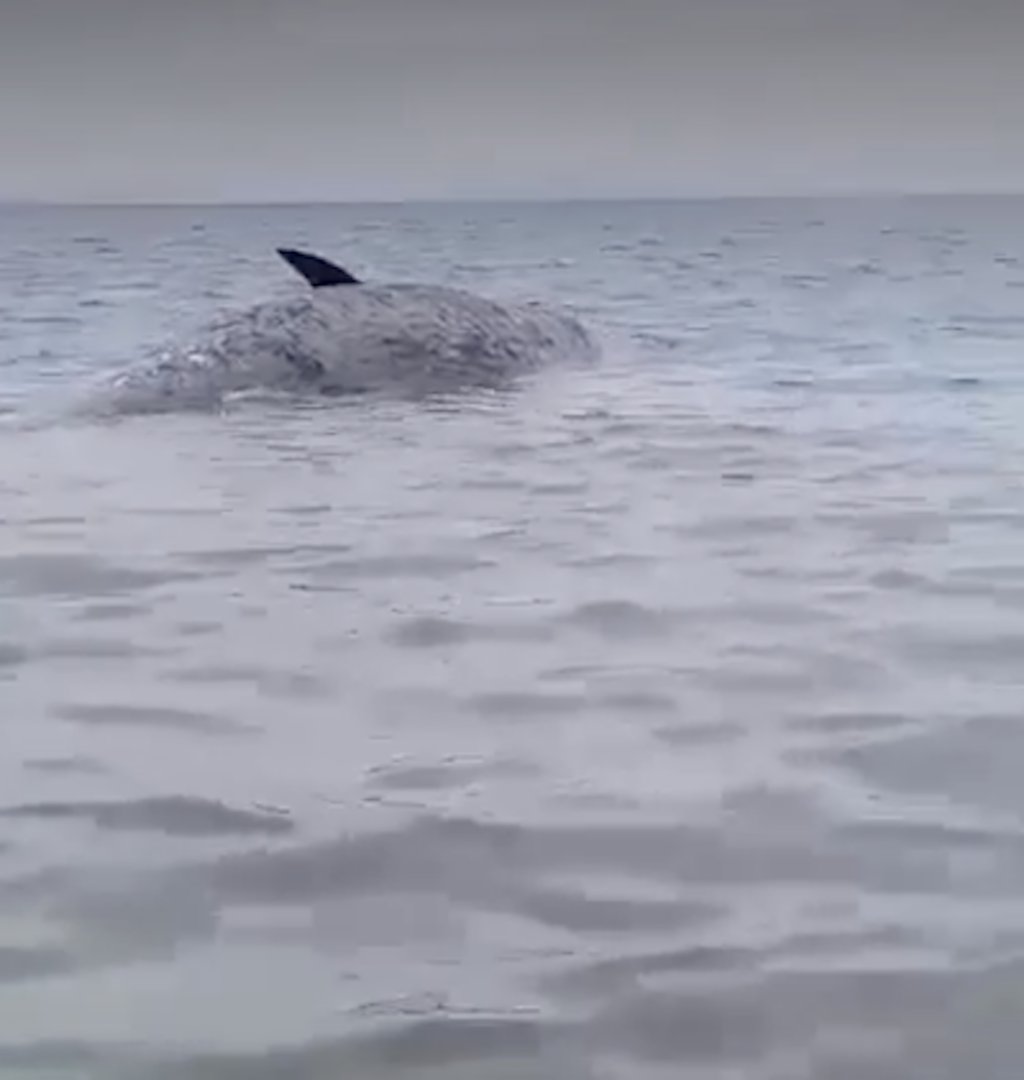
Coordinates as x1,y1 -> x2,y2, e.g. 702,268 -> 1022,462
3,196 -> 1024,1078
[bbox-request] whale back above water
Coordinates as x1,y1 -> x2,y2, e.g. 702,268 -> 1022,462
91,247 -> 598,414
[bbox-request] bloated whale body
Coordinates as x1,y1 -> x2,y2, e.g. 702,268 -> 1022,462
92,248 -> 598,414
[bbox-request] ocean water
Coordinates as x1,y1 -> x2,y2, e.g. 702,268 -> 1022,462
2,196 -> 1024,1078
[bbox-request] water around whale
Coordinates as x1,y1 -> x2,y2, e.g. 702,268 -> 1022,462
4,197 -> 1024,1079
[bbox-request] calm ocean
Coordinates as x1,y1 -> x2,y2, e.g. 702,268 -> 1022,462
3,196 -> 1024,1078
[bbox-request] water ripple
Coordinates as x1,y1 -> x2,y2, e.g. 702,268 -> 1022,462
3,197 -> 1024,1077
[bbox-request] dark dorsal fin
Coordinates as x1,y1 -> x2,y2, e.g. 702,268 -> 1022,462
276,248 -> 362,287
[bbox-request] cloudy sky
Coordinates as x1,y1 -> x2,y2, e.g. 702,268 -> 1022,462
0,0 -> 1021,202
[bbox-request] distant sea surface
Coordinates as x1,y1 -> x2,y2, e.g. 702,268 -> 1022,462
3,196 -> 1024,1079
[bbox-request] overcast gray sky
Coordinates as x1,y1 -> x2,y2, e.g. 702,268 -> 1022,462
0,0 -> 1022,202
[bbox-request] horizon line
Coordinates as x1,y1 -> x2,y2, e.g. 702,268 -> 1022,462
2,188 -> 1024,209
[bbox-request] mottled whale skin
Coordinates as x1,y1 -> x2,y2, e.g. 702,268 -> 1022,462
94,248 -> 598,413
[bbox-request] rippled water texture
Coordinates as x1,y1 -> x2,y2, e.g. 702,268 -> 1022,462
3,197 -> 1024,1078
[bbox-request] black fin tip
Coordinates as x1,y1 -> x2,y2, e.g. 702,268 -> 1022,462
277,248 -> 361,287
